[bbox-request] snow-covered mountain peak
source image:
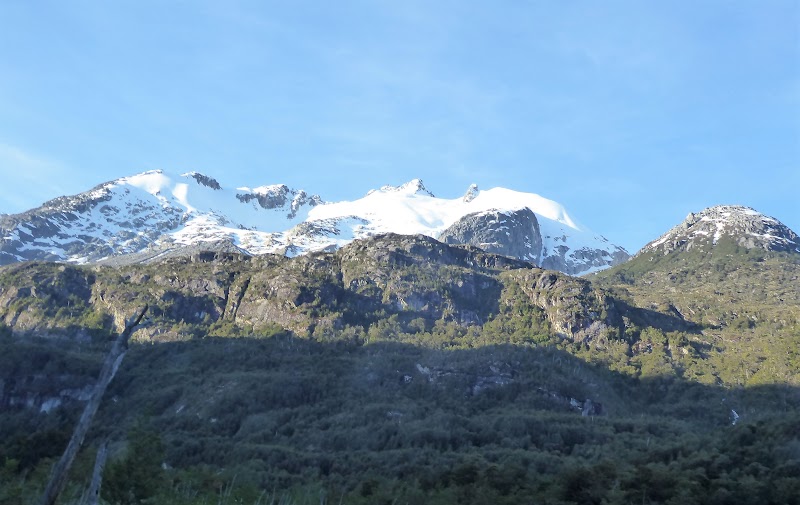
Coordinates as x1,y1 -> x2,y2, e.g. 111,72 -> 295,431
0,171 -> 630,274
116,169 -> 173,195
466,187 -> 580,231
641,205 -> 800,255
239,183 -> 290,195
302,182 -> 627,274
373,179 -> 435,197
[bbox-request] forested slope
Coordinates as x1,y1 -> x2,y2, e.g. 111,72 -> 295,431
0,233 -> 798,504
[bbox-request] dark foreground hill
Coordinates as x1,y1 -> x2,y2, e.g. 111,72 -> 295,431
2,333 -> 799,505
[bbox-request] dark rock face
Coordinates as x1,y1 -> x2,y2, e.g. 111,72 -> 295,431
186,172 -> 222,190
438,209 -> 630,275
0,375 -> 95,413
0,234 -> 588,339
641,205 -> 800,256
438,209 -> 543,264
235,254 -> 344,334
236,186 -> 321,218
236,185 -> 290,209
334,234 -> 531,326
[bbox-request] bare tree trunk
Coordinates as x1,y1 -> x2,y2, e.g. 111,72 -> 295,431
84,441 -> 108,505
39,305 -> 148,505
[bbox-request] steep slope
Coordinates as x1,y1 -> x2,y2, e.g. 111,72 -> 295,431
0,234 -> 622,341
0,171 -> 629,274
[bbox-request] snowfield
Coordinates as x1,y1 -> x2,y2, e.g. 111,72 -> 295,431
1,170 -> 629,273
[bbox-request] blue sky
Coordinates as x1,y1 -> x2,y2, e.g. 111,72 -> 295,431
0,1 -> 798,252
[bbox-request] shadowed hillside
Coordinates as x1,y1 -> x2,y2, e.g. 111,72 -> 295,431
1,334 -> 799,504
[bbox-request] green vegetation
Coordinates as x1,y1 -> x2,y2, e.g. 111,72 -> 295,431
592,241 -> 800,387
1,335 -> 798,504
0,234 -> 798,503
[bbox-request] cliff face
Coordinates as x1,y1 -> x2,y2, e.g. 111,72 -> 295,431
438,208 -> 544,264
0,234 -> 628,343
502,269 -> 622,343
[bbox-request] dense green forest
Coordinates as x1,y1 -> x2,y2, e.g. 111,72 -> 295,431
3,332 -> 799,505
0,234 -> 798,504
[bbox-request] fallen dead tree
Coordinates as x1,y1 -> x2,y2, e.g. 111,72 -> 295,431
39,305 -> 148,505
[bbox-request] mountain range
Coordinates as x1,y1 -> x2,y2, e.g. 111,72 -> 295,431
0,170 -> 630,275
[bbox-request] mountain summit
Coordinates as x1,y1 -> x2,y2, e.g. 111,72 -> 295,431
0,170 -> 629,274
640,205 -> 800,256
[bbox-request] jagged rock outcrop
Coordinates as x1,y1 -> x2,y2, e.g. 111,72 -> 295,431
503,268 -> 622,343
236,185 -> 322,217
186,172 -> 222,190
370,178 -> 435,197
336,234 -> 531,326
462,184 -> 479,203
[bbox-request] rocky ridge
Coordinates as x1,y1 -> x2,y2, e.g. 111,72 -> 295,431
0,234 -> 629,343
